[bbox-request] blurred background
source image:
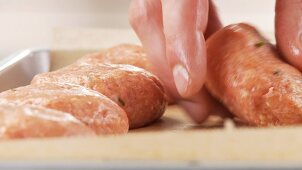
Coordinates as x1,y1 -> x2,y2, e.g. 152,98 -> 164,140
0,0 -> 275,58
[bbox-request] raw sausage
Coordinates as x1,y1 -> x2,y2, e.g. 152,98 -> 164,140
0,83 -> 129,134
31,64 -> 166,129
0,104 -> 94,139
77,44 -> 151,70
206,23 -> 302,125
78,44 -> 230,120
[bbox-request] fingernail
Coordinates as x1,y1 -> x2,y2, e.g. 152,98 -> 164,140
173,64 -> 189,96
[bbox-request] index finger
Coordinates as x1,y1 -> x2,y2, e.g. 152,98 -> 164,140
161,0 -> 209,98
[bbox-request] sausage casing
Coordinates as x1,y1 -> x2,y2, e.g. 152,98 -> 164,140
0,104 -> 94,139
31,64 -> 166,129
206,23 -> 302,125
0,83 -> 129,134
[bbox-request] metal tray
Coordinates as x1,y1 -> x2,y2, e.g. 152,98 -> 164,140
0,49 -> 50,92
0,49 -> 301,170
0,48 -> 96,92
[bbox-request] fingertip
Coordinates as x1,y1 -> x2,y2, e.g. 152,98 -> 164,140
161,0 -> 208,98
179,87 -> 229,124
172,62 -> 206,98
180,101 -> 209,123
168,33 -> 207,98
172,64 -> 190,97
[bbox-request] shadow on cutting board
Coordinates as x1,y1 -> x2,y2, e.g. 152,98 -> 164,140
130,105 -> 234,133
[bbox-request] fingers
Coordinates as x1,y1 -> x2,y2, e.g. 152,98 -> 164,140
129,0 -> 225,123
161,0 -> 209,98
204,0 -> 222,39
179,87 -> 231,123
275,0 -> 302,71
129,0 -> 179,99
179,0 -> 225,123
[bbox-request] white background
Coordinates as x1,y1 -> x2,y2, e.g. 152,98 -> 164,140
0,0 -> 275,58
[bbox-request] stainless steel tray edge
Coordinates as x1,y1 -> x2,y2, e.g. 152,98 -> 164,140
0,49 -> 50,92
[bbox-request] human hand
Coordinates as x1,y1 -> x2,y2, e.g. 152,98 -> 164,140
129,0 -> 226,122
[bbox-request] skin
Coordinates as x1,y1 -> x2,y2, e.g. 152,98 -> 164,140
129,0 -> 302,123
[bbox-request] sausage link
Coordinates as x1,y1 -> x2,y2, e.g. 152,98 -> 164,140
77,44 -> 151,71
31,64 -> 166,129
0,104 -> 94,139
206,23 -> 302,125
0,83 -> 129,134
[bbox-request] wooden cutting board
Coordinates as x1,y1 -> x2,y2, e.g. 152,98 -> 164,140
0,106 -> 302,162
0,104 -> 301,162
1,28 -> 301,162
